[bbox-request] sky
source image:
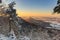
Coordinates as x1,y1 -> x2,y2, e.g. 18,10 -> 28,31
4,0 -> 60,17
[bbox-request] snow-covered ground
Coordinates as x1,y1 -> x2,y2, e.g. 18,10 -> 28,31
45,21 -> 60,30
18,36 -> 30,40
0,29 -> 31,40
0,29 -> 17,40
0,34 -> 8,40
50,21 -> 60,30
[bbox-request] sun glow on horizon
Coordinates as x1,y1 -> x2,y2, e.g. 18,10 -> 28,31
17,10 -> 60,18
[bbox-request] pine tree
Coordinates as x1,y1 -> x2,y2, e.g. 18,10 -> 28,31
53,0 -> 60,14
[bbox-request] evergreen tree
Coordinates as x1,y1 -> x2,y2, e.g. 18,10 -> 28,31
53,0 -> 60,14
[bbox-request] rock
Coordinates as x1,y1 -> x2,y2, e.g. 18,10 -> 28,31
0,16 -> 10,36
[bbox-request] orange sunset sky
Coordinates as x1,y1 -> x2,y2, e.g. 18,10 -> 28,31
6,0 -> 60,18
16,0 -> 60,18
17,10 -> 60,18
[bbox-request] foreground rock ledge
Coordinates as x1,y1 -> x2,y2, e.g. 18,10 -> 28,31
0,16 -> 60,40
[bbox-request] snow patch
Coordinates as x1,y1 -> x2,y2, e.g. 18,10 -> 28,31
0,29 -> 17,40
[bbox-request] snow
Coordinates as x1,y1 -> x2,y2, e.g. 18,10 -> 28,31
50,22 -> 60,30
8,29 -> 17,40
19,36 -> 30,40
0,29 -> 17,40
0,29 -> 31,40
0,34 -> 8,40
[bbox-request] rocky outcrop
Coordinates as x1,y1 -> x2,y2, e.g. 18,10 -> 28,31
0,16 -> 10,36
0,16 -> 20,38
0,16 -> 60,40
